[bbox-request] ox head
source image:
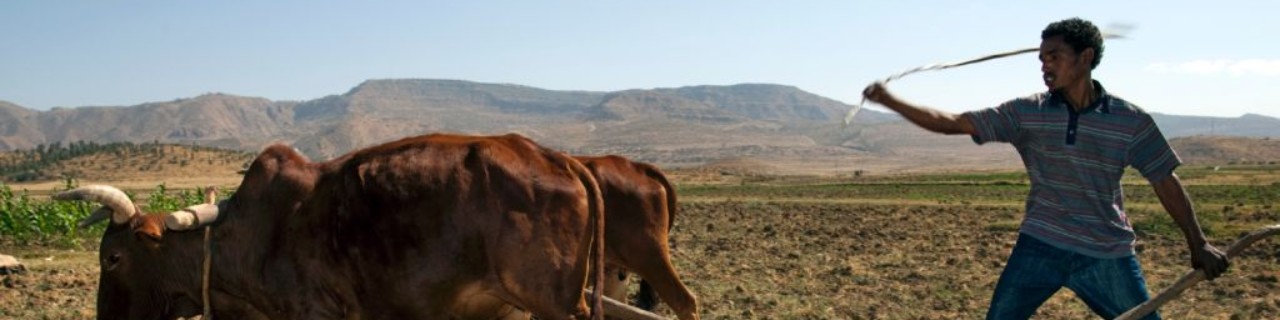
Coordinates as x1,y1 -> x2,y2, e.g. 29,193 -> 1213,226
54,185 -> 222,320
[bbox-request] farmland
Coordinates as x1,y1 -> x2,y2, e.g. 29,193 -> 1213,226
3,165 -> 1279,319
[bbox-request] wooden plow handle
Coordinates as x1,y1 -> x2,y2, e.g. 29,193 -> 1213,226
1116,224 -> 1280,320
587,289 -> 671,320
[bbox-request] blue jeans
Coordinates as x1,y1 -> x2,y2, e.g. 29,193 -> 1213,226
987,233 -> 1158,320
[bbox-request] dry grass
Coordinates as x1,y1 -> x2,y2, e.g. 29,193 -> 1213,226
2,144 -> 250,195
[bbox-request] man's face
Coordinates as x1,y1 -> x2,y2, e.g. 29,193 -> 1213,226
1039,36 -> 1092,91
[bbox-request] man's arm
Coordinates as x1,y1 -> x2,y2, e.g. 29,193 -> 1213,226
1151,172 -> 1230,279
863,82 -> 976,135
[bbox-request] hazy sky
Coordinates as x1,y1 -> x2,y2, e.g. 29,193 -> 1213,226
2,1 -> 1276,118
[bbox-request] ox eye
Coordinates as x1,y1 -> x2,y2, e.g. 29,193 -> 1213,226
104,253 -> 122,269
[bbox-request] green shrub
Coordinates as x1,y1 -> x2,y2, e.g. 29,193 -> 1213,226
0,179 -> 224,248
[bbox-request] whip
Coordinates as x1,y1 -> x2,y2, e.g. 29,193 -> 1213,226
843,24 -> 1134,125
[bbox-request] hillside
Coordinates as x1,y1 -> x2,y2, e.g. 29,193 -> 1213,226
1170,136 -> 1280,165
1,79 -> 1278,175
1154,113 -> 1280,138
0,136 -> 1272,187
0,142 -> 254,186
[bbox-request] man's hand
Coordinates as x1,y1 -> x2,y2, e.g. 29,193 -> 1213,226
1191,242 -> 1230,280
862,82 -> 892,105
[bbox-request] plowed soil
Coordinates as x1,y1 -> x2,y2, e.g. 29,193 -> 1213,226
4,179 -> 1279,319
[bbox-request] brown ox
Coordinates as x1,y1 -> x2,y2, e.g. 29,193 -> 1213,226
55,133 -> 606,320
461,156 -> 700,320
576,155 -> 699,320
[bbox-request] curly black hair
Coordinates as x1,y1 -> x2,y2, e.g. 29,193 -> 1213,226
1041,18 -> 1104,70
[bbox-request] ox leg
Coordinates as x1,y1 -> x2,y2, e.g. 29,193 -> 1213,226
207,290 -> 273,320
497,309 -> 533,320
599,264 -> 631,320
494,242 -> 594,320
629,247 -> 699,320
448,291 -> 533,320
521,299 -> 588,320
601,264 -> 630,303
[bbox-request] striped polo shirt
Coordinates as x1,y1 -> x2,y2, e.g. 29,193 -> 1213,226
963,80 -> 1180,258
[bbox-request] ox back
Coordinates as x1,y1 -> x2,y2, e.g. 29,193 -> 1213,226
209,133 -> 605,319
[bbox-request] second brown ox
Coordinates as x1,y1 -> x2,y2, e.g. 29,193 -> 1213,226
457,155 -> 700,320
577,155 -> 699,320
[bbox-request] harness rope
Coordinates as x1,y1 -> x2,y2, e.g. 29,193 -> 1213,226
202,225 -> 213,320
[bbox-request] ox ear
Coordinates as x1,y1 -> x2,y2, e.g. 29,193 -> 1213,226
203,186 -> 217,205
132,217 -> 164,242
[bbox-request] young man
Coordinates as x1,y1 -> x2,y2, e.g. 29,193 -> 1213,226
862,18 -> 1230,319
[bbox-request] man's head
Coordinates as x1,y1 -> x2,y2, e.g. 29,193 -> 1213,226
1039,18 -> 1104,91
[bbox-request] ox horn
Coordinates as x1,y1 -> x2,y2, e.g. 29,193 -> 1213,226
53,185 -> 138,225
164,202 -> 222,231
203,186 -> 217,205
165,186 -> 223,231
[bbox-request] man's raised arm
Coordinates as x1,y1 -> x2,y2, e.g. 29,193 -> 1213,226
863,82 -> 976,136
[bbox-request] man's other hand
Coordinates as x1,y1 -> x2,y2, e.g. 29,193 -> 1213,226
1192,243 -> 1230,280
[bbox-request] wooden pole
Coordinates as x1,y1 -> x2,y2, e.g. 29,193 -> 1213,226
1116,224 -> 1280,320
588,289 -> 670,320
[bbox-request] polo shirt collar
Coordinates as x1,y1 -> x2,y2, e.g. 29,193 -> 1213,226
1048,79 -> 1111,114
1050,80 -> 1112,145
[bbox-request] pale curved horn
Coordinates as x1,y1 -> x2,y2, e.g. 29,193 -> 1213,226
164,202 -> 221,231
53,185 -> 137,225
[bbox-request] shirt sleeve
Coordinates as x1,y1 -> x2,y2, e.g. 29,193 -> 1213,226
1127,113 -> 1181,182
962,99 -> 1021,145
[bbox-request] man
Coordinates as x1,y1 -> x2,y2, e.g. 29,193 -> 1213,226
861,18 -> 1230,319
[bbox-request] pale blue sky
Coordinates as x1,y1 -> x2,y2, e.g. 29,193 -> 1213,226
2,1 -> 1276,118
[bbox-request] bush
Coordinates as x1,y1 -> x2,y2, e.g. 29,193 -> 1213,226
0,179 -> 223,248
0,179 -> 100,247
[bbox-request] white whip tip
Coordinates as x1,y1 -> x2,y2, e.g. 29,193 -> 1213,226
842,103 -> 862,126
1102,23 -> 1136,39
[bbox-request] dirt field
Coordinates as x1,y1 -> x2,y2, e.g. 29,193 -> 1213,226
666,200 -> 1280,319
3,170 -> 1279,319
1,248 -> 97,319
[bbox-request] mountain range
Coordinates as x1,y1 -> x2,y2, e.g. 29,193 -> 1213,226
3,79 -> 1277,174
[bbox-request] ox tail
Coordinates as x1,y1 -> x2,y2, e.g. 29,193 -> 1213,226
648,164 -> 678,242
636,164 -> 677,311
570,158 -> 607,320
